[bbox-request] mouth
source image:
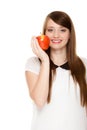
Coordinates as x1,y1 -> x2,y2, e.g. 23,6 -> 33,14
51,39 -> 62,44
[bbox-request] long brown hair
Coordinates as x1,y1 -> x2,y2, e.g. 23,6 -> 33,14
42,11 -> 87,107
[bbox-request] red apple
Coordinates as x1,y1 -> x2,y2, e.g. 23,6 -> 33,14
36,35 -> 50,50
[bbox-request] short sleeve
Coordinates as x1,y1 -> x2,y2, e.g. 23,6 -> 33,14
25,56 -> 41,74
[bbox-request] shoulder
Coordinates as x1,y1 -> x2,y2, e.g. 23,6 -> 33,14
80,57 -> 87,67
80,57 -> 87,79
80,57 -> 87,76
26,56 -> 40,65
25,56 -> 41,74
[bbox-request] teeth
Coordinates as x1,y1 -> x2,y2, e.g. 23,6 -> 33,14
52,40 -> 61,42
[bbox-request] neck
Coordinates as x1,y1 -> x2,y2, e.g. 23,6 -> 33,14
50,49 -> 67,66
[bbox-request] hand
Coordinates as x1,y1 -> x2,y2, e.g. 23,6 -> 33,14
31,36 -> 49,62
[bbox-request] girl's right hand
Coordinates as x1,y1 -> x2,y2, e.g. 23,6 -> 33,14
31,36 -> 49,62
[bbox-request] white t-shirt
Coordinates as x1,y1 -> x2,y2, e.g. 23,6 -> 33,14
25,56 -> 87,130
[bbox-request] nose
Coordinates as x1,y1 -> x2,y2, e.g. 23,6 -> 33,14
53,30 -> 60,37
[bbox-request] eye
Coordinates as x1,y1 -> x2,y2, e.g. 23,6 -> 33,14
60,29 -> 67,32
46,28 -> 53,32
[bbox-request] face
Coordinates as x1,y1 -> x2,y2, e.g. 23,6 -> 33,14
45,19 -> 70,51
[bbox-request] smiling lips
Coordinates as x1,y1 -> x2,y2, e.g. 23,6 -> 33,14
51,39 -> 62,44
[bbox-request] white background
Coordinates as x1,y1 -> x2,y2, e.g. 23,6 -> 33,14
0,0 -> 87,130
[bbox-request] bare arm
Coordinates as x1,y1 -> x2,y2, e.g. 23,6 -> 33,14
25,37 -> 50,108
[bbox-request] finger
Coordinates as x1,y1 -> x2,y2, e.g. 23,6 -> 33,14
31,36 -> 36,48
31,37 -> 40,55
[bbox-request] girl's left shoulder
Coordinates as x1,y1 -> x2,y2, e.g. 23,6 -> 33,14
81,57 -> 87,79
80,57 -> 87,67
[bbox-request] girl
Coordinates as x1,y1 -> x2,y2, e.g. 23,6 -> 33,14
25,11 -> 87,130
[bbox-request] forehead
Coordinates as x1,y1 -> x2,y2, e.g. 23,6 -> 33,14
46,19 -> 65,28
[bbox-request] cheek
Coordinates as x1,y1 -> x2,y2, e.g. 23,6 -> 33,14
46,33 -> 54,40
64,33 -> 70,41
67,32 -> 70,39
45,31 -> 52,38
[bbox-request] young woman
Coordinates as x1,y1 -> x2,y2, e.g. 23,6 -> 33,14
25,11 -> 87,130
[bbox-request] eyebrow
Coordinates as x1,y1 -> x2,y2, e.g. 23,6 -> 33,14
46,26 -> 67,29
46,26 -> 54,28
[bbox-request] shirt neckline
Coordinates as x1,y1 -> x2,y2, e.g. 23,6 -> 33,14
50,59 -> 70,70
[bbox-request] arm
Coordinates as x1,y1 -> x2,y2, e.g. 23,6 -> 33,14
25,37 -> 50,108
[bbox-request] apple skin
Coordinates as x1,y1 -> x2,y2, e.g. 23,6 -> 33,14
36,35 -> 50,50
